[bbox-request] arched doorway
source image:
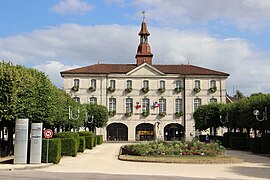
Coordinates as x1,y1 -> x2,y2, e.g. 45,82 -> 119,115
136,123 -> 154,141
107,123 -> 128,141
164,123 -> 184,141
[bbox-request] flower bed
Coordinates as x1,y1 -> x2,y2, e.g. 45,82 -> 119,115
122,141 -> 225,157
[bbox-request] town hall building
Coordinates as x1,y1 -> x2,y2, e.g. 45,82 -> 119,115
60,18 -> 229,141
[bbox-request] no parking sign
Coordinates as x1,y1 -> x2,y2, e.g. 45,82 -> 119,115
44,129 -> 53,139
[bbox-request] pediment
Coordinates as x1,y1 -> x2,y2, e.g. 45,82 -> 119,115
126,63 -> 165,76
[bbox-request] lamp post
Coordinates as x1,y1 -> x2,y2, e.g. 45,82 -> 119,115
85,114 -> 94,131
253,107 -> 267,122
68,106 -> 80,131
220,112 -> 229,124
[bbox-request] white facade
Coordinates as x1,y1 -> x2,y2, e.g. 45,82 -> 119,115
62,63 -> 228,141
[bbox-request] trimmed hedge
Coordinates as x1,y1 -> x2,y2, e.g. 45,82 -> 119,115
61,138 -> 78,157
93,135 -> 97,147
96,135 -> 103,145
78,137 -> 86,153
55,132 -> 79,139
223,132 -> 247,148
42,138 -> 61,164
77,131 -> 94,137
261,133 -> 270,154
250,137 -> 262,153
229,137 -> 249,150
84,136 -> 95,149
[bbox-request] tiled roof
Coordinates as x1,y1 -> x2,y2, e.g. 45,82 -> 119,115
61,63 -> 229,76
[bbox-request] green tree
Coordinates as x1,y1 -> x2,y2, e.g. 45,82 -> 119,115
85,104 -> 108,132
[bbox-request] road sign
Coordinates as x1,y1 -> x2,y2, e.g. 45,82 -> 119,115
44,129 -> 53,139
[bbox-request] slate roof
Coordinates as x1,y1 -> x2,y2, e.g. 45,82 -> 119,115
60,63 -> 229,76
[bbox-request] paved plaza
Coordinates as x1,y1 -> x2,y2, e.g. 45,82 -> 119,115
0,142 -> 270,180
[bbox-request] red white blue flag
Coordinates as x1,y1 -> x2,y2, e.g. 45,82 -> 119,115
153,101 -> 160,108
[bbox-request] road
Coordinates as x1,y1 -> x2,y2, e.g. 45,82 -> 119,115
0,142 -> 269,180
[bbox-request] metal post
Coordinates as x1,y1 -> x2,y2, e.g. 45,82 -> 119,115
46,139 -> 49,163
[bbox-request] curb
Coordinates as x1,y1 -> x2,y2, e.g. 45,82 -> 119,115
0,163 -> 54,171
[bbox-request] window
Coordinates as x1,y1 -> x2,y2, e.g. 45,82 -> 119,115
160,80 -> 165,89
159,99 -> 166,113
109,98 -> 116,112
175,99 -> 182,113
89,97 -> 97,104
91,79 -> 96,88
127,80 -> 132,88
210,98 -> 217,103
142,98 -> 150,112
176,80 -> 182,88
195,80 -> 200,89
73,97 -> 80,103
110,80 -> 116,89
194,98 -> 201,111
210,80 -> 216,88
126,98 -> 133,113
74,79 -> 79,87
143,80 -> 149,88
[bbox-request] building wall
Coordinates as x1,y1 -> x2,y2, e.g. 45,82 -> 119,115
63,71 -> 227,141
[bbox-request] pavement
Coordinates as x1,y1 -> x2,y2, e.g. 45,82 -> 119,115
1,143 -> 270,180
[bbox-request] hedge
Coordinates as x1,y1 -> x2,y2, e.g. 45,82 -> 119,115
84,136 -> 95,149
61,138 -> 78,157
250,137 -> 262,153
223,132 -> 247,148
41,138 -> 61,164
78,137 -> 85,153
55,132 -> 79,139
229,137 -> 249,150
261,133 -> 270,154
93,135 -> 97,147
77,131 -> 94,137
96,135 -> 103,145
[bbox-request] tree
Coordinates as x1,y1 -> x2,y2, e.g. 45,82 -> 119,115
86,104 -> 108,132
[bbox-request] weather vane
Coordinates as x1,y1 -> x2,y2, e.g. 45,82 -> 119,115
142,11 -> 146,21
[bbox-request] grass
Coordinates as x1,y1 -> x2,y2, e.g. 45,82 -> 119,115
118,155 -> 244,164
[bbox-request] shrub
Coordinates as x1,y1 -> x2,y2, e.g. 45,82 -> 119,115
142,111 -> 149,117
122,141 -> 225,157
125,112 -> 132,117
174,87 -> 182,93
96,135 -> 103,145
77,131 -> 95,149
42,138 -> 61,164
108,111 -> 116,116
223,132 -> 247,148
141,87 -> 149,93
77,131 -> 94,137
78,137 -> 86,152
193,87 -> 201,93
229,137 -> 249,150
55,132 -> 79,139
158,88 -> 166,93
250,138 -> 262,153
125,87 -> 133,93
107,87 -> 115,92
209,86 -> 217,93
158,112 -> 166,117
94,135 -> 97,147
89,86 -> 96,91
61,138 -> 78,157
175,112 -> 183,118
84,135 -> 95,149
261,133 -> 270,154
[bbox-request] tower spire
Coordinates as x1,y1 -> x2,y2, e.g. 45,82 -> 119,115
136,11 -> 153,66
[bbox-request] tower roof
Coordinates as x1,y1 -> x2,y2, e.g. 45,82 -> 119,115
138,21 -> 150,36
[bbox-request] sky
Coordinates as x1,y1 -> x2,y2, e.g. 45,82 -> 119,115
1,0 -> 270,96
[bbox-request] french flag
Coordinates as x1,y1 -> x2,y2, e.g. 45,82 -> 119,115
153,101 -> 160,108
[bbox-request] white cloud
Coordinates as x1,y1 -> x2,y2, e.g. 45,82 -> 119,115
51,0 -> 94,15
114,0 -> 270,30
0,23 -> 269,95
33,61 -> 79,88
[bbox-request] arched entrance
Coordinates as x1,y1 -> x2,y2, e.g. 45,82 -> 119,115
107,123 -> 128,141
136,123 -> 154,141
164,123 -> 184,141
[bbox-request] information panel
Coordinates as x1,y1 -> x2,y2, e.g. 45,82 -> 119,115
30,123 -> 43,164
14,118 -> 29,164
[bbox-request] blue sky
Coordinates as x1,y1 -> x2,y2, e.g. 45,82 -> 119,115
1,0 -> 270,96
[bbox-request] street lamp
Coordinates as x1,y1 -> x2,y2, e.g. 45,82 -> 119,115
253,107 -> 267,122
68,106 -> 80,131
220,112 -> 229,124
85,114 -> 94,131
